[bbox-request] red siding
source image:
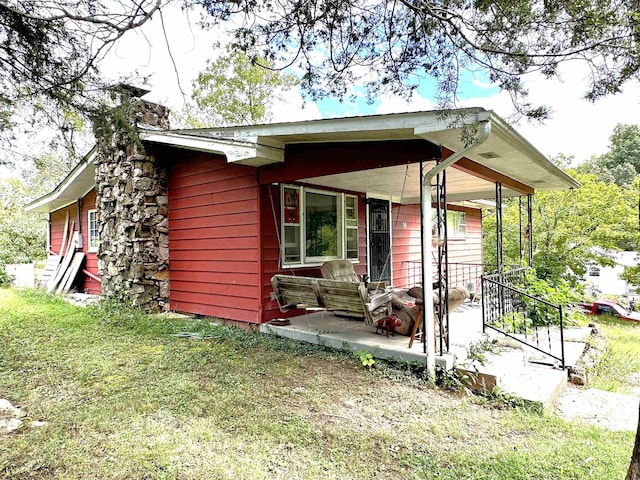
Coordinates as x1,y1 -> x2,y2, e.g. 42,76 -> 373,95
391,204 -> 422,289
168,152 -> 262,323
447,206 -> 483,265
258,140 -> 441,185
391,203 -> 483,289
48,189 -> 100,294
79,190 -> 100,294
50,204 -> 78,256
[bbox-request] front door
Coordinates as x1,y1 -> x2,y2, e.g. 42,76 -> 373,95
368,199 -> 391,283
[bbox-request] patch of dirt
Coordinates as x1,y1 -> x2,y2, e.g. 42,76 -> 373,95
555,386 -> 639,431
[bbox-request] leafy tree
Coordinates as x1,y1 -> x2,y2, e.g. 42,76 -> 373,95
4,1 -> 640,148
577,124 -> 640,188
605,125 -> 640,173
0,152 -> 72,283
0,177 -> 47,284
0,1 -> 161,161
175,48 -> 299,127
484,172 -> 639,285
195,0 -> 640,118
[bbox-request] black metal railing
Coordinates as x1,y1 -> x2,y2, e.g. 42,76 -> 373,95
400,260 -> 521,298
482,271 -> 565,368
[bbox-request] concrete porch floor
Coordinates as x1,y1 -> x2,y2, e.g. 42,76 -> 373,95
260,302 -> 593,410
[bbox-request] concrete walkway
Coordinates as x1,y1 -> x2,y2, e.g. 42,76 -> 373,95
555,386 -> 639,431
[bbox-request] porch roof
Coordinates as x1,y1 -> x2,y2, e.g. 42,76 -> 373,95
27,107 -> 579,212
144,107 -> 579,203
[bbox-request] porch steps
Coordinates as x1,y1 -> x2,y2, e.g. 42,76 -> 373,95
261,311 -> 590,411
457,346 -> 569,410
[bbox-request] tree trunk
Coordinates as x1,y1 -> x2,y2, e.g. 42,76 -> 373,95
627,401 -> 640,480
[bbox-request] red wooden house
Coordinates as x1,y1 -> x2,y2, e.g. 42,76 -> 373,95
27,106 -> 578,329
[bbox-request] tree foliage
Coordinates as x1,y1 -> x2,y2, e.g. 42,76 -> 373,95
3,1 -> 640,148
176,48 -> 299,127
0,152 -> 71,283
0,178 -> 47,266
0,0 -> 161,159
578,124 -> 640,188
484,172 -> 639,284
192,0 -> 640,119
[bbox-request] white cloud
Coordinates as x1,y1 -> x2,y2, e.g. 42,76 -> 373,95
372,64 -> 640,164
269,95 -> 323,124
462,66 -> 640,164
374,92 -> 436,115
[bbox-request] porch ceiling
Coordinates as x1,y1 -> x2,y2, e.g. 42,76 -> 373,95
297,162 -> 522,204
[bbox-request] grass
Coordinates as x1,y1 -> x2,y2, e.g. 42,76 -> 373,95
0,288 -> 634,479
589,315 -> 640,393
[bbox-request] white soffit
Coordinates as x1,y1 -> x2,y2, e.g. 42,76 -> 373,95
414,112 -> 579,191
25,152 -> 96,213
299,162 -> 523,204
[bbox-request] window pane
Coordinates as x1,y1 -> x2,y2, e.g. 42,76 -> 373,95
284,225 -> 301,263
345,196 -> 357,227
305,191 -> 341,259
283,187 -> 300,224
446,211 -> 466,238
89,211 -> 99,249
346,228 -> 358,259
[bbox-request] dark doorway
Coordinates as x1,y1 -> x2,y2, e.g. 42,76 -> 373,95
368,198 -> 391,283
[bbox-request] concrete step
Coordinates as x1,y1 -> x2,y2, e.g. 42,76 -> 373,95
456,346 -> 568,410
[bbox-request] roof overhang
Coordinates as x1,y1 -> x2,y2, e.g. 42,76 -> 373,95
26,149 -> 97,213
27,108 -> 580,213
158,108 -> 579,201
141,131 -> 284,166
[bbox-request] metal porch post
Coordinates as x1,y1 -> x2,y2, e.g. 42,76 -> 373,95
495,183 -> 504,317
527,194 -> 533,267
495,183 -> 503,272
518,196 -> 523,265
434,169 -> 449,355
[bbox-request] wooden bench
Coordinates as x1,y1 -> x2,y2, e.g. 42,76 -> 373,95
271,274 -> 392,326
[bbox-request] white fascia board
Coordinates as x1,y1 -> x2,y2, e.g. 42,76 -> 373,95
487,113 -> 580,189
142,132 -> 285,165
25,150 -> 97,213
179,108 -> 487,141
414,110 -> 580,191
412,109 -> 488,138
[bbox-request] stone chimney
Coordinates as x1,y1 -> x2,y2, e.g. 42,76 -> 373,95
94,87 -> 170,311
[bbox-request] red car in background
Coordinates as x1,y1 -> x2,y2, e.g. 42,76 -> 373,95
578,299 -> 640,322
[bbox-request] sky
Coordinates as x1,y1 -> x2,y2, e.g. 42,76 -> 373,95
73,5 -> 640,165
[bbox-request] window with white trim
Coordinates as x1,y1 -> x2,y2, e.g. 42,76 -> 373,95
447,211 -> 467,239
432,210 -> 467,240
88,209 -> 99,252
282,185 -> 359,266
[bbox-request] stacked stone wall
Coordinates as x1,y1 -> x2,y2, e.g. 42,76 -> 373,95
95,99 -> 170,311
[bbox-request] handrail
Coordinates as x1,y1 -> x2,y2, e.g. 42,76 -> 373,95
481,273 -> 565,368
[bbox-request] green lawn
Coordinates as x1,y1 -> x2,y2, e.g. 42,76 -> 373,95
0,288 -> 634,479
589,315 -> 640,393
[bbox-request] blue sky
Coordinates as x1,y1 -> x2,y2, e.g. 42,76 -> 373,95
5,3 -> 637,171
316,71 -> 500,118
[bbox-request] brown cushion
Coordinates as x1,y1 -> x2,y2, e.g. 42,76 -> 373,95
407,286 -> 423,299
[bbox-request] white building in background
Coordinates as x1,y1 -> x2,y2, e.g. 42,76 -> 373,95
586,251 -> 639,297
6,264 -> 35,288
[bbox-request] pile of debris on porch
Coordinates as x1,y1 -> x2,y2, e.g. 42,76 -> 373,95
38,211 -> 85,295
